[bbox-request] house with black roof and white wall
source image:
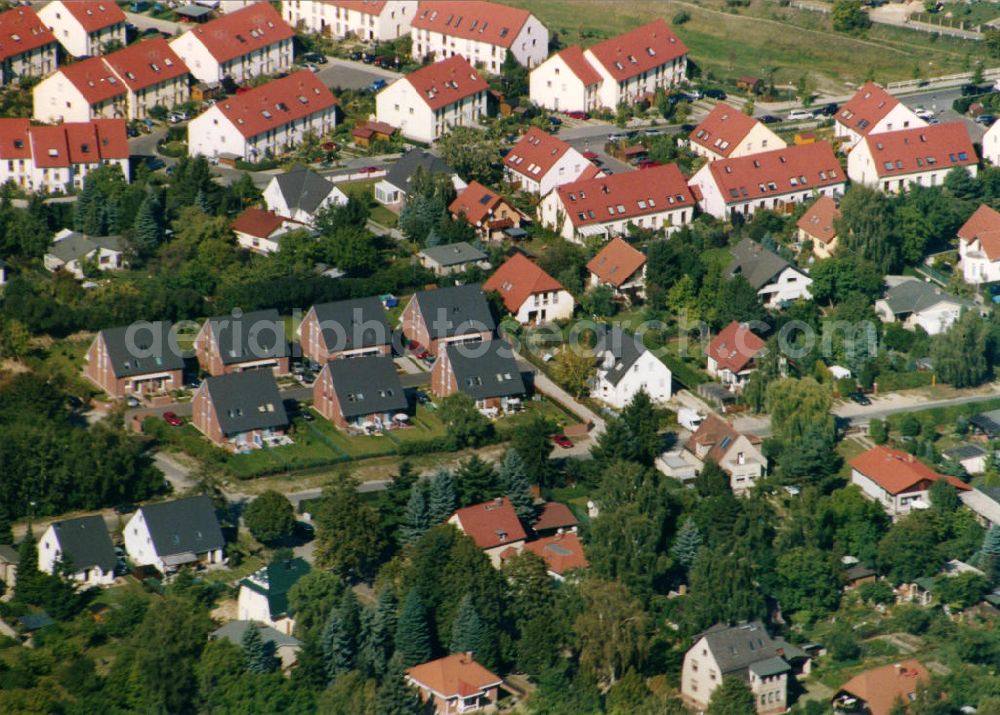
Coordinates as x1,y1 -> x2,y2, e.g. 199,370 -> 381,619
726,237 -> 811,309
262,165 -> 347,227
874,276 -> 977,336
298,296 -> 393,366
314,355 -> 408,431
124,495 -> 225,574
192,370 -> 290,450
84,321 -> 185,399
432,339 -> 526,415
43,228 -> 125,280
591,325 -> 671,408
39,515 -> 116,587
237,557 -> 311,635
195,308 -> 290,377
374,148 -> 466,209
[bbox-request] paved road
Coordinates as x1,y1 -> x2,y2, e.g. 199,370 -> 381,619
125,11 -> 183,37
155,452 -> 197,493
834,386 -> 1000,426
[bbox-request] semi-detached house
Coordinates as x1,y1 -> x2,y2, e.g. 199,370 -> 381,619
0,6 -> 58,86
834,81 -> 926,150
689,102 -> 786,162
958,204 -> 1000,285
37,0 -> 125,59
503,126 -> 599,196
281,0 -> 414,41
483,253 -> 574,325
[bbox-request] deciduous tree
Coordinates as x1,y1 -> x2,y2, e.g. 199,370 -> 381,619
574,579 -> 648,687
244,490 -> 296,544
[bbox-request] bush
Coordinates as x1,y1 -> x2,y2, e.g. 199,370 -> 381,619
672,10 -> 691,24
858,580 -> 894,606
899,413 -> 922,438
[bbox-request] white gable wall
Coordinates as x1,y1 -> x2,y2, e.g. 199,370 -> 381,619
593,350 -> 671,409
528,54 -> 594,113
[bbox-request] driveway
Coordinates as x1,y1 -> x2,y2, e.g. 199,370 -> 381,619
317,57 -> 401,91
517,357 -> 606,434
155,452 -> 197,493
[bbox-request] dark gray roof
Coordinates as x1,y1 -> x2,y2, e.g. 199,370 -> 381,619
881,277 -> 975,316
239,557 -> 311,619
595,325 -> 646,387
138,495 -> 225,559
943,444 -> 988,461
726,238 -> 793,290
698,622 -> 804,676
971,409 -> 1000,437
19,613 -> 55,630
51,515 -> 116,573
99,321 -> 185,378
203,370 -> 289,436
413,284 -> 495,340
47,231 -> 124,263
419,241 -> 488,268
383,149 -> 456,194
271,165 -> 339,215
323,355 -> 407,419
311,297 -> 392,353
843,563 -> 875,581
445,340 -> 526,400
212,620 -> 301,649
749,656 -> 791,678
206,309 -> 289,365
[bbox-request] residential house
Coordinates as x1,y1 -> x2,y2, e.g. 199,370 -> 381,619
688,141 -> 845,220
37,0 -> 126,58
587,237 -> 646,301
44,228 -> 125,279
418,241 -> 490,276
832,660 -> 929,715
960,486 -> 1000,527
591,325 -> 671,408
449,181 -> 523,242
400,284 -> 495,356
448,496 -> 527,567
169,2 -> 294,84
299,296 -> 393,365
0,544 -> 18,593
898,559 -> 986,607
834,81 -> 926,150
528,45 -> 602,114
503,127 -> 598,196
874,276 -> 976,336
540,162 -> 695,242
684,414 -> 767,494
31,56 -> 126,123
187,70 -> 337,162
523,532 -> 589,581
124,495 -> 225,573
194,308 -> 290,376
38,516 -> 116,587
847,122 -> 977,193
231,207 -> 299,255
971,408 -> 1000,438
84,321 -> 185,399
850,445 -> 971,518
313,355 -> 408,431
263,164 -> 347,226
99,39 -> 191,120
375,55 -> 488,145
726,237 -> 812,308
681,621 -> 810,714
957,203 -> 1000,285
212,621 -> 302,672
689,103 -> 786,162
237,557 -> 311,635
282,0 -> 414,41
983,116 -> 1000,166
0,6 -> 58,85
406,653 -> 502,715
192,370 -> 290,450
410,0 -> 548,72
705,320 -> 766,389
432,339 -> 526,415
483,253 -> 574,324
796,195 -> 840,259
942,444 -> 988,475
373,148 -> 465,209
531,501 -> 579,537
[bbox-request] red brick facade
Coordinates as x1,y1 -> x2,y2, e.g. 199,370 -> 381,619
191,383 -> 225,446
299,307 -> 392,365
83,333 -> 182,399
194,321 -> 290,377
313,365 -> 349,428
401,295 -> 492,357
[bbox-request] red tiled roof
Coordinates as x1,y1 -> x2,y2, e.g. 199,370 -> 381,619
836,81 -> 902,136
554,45 -> 601,86
0,6 -> 56,62
58,55 -> 126,105
556,162 -> 694,228
587,236 -> 646,287
483,252 -> 565,313
586,19 -> 687,83
850,446 -> 971,496
406,654 -> 501,699
91,118 -> 129,159
28,118 -> 127,168
450,497 -> 527,549
232,207 -> 286,239
523,532 -> 589,576
103,38 -> 188,92
503,127 -> 575,180
686,413 -> 760,464
61,0 -> 125,33
326,0 -> 388,15
0,118 -> 31,159
351,119 -> 396,140
182,2 -> 293,63
28,124 -> 68,169
449,180 -> 505,225
705,320 -> 765,373
214,70 -> 337,139
532,501 -> 579,532
838,660 -> 928,715
958,204 -> 1000,261
704,141 -> 843,205
401,54 -> 488,111
412,0 -> 532,49
796,195 -> 840,245
861,122 -> 976,178
689,102 -> 763,158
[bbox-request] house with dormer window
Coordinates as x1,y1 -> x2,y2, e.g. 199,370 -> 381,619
705,320 -> 766,389
449,181 -> 523,242
834,81 -> 925,150
432,339 -> 526,416
448,496 -> 528,567
314,355 -> 408,431
84,320 -> 185,399
0,6 -> 58,85
124,495 -> 225,573
503,127 -> 599,196
282,0 -> 414,42
299,296 -> 393,365
400,284 -> 495,356
38,0 -> 125,59
958,203 -> 1000,285
192,370 -> 290,450
689,103 -> 786,162
483,253 -> 574,324
195,308 -> 290,376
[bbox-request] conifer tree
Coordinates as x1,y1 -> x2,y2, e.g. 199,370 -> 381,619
375,653 -> 427,715
671,518 -> 703,571
395,589 -> 432,668
132,192 -> 164,258
449,594 -> 485,656
321,604 -> 353,682
361,587 -> 397,677
0,508 -> 12,545
455,455 -> 498,506
241,623 -> 274,674
400,487 -> 430,545
980,525 -> 1000,585
427,469 -> 457,524
498,450 -> 536,521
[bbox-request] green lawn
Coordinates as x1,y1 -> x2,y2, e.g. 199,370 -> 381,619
370,204 -> 399,228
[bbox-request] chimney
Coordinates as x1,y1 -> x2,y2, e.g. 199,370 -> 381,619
494,497 -> 503,507
895,663 -> 904,674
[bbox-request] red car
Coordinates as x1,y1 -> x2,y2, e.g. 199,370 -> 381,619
359,166 -> 380,174
552,434 -> 573,449
565,110 -> 589,120
408,340 -> 421,351
415,350 -> 431,360
163,411 -> 183,427
582,150 -> 598,160
637,159 -> 662,169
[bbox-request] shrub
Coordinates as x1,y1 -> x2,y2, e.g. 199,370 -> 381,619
672,10 -> 691,24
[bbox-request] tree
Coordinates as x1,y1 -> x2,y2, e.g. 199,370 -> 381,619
932,310 -> 991,388
715,275 -> 765,327
497,449 -> 536,521
832,0 -> 871,32
685,547 -> 767,632
869,418 -> 888,444
454,455 -> 499,506
671,518 -> 703,572
707,677 -> 756,715
775,547 -> 842,617
878,511 -> 944,583
620,390 -> 662,467
589,501 -> 671,597
287,570 -> 344,640
426,469 -> 457,525
695,460 -> 730,498
929,479 -> 961,513
449,593 -> 486,655
574,579 -> 649,687
375,654 -> 427,715
767,378 -> 833,442
504,550 -> 556,627
439,393 -> 493,448
242,623 -> 276,674
395,589 -> 432,668
313,477 -> 386,579
552,346 -> 596,399
321,604 -> 354,682
581,285 -> 617,317
979,524 -> 1000,585
132,192 -> 164,259
436,127 -> 501,185
360,587 -> 397,678
944,167 -> 980,200
244,490 -> 296,543
0,508 -> 12,545
400,487 -> 430,546
510,413 -> 558,488
835,185 -> 897,272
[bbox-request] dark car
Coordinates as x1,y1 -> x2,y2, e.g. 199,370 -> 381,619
679,123 -> 696,133
127,125 -> 140,137
67,395 -> 84,409
548,116 -> 562,127
142,27 -> 160,36
303,52 -> 328,64
702,88 -> 727,100
362,53 -> 376,64
350,51 -> 362,61
758,114 -> 782,124
815,102 -> 839,116
848,393 -> 871,406
114,503 -> 136,515
369,78 -> 387,92
300,410 -> 315,422
976,114 -> 997,126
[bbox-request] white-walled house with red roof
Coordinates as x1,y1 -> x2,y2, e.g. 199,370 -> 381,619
169,2 -> 294,85
281,0 -> 414,41
410,0 -> 548,72
0,6 -> 58,85
705,320 -> 766,389
958,204 -> 1000,285
482,252 -> 575,324
448,496 -> 527,567
834,81 -> 925,150
983,118 -> 1000,167
503,127 -> 598,196
689,103 -> 786,162
375,55 -> 487,144
37,0 -> 125,59
187,70 -> 337,161
529,46 -> 602,114
850,445 -> 970,518
101,38 -> 190,120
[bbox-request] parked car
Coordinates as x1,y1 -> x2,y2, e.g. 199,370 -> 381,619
976,114 -> 997,126
303,52 -> 328,64
350,51 -> 362,61
369,78 -> 387,92
637,159 -> 662,169
914,106 -> 934,120
816,102 -> 839,116
758,114 -> 782,124
114,503 -> 135,515
126,396 -> 141,408
548,116 -> 562,127
163,411 -> 183,426
702,88 -> 727,100
362,53 -> 376,64
787,109 -> 814,121
127,125 -> 140,137
167,111 -> 186,124
304,62 -> 320,73
552,434 -> 573,449
848,392 -> 871,406
358,165 -> 380,174
565,110 -> 589,120
961,83 -> 990,97
607,132 -> 626,142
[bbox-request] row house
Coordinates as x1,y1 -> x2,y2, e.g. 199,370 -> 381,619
194,308 -> 291,376
169,2 -> 294,85
726,237 -> 812,309
689,102 -> 786,162
313,355 -> 408,431
0,6 -> 58,85
299,296 -> 394,364
528,46 -> 602,114
375,54 -> 487,144
796,195 -> 840,259
38,0 -> 125,59
124,495 -> 225,573
850,445 -> 971,518
39,516 -> 116,588
502,126 -> 599,196
834,81 -> 926,150
483,252 -> 574,325
592,325 -> 672,408
431,339 -> 526,415
187,69 -> 338,161
448,180 -> 522,241
102,38 -> 191,120
192,369 -> 290,451
410,0 -> 548,72
400,283 -> 495,356
281,0 -> 413,41
587,237 -> 646,302
958,204 -> 1000,285
84,320 -> 185,399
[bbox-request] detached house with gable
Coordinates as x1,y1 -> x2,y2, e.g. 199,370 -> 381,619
374,148 -> 466,209
38,0 -> 125,59
400,284 -> 495,356
263,164 -> 347,226
958,204 -> 1000,285
850,445 -> 971,518
407,653 -> 502,715
195,308 -> 290,376
44,227 -> 125,278
282,0 -> 414,42
237,557 -> 311,635
299,296 -> 393,365
684,414 -> 767,494
39,516 -> 116,587
84,321 -> 185,399
834,81 -> 926,149
689,103 -> 786,162
875,276 -> 976,336
192,370 -> 290,450
726,237 -> 812,308
503,127 -> 598,196
706,320 -> 766,389
432,339 -> 526,414
592,325 -> 671,408
587,237 -> 646,301
0,6 -> 57,85
314,355 -> 408,431
124,495 -> 225,573
449,181 -> 523,242
448,496 -> 527,567
483,253 -> 574,324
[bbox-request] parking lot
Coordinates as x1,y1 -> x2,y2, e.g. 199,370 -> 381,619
316,57 -> 401,92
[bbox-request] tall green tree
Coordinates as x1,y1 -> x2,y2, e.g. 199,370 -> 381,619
241,623 -> 276,674
426,469 -> 457,525
932,310 -> 991,388
498,449 -> 535,521
707,677 -> 756,715
360,587 -> 397,677
455,455 -> 499,506
313,477 -> 386,580
321,604 -> 353,682
685,547 -> 767,632
439,393 -> 494,448
395,589 -> 432,668
449,593 -> 486,655
132,191 -> 165,258
244,490 -> 296,543
671,518 -> 703,572
767,377 -> 833,442
375,654 -> 427,715
835,185 -> 897,272
775,546 -> 842,616
574,579 -> 649,688
510,413 -> 558,488
400,487 -> 430,546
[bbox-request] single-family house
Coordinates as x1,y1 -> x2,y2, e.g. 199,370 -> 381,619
796,195 -> 840,259
38,516 -> 116,587
313,355 -> 408,431
449,181 -> 523,241
400,284 -> 495,356
971,408 -> 1000,438
592,325 -> 671,407
983,116 -> 1000,167
195,308 -> 290,376
418,241 -> 490,276
0,6 -> 57,85
448,496 -> 527,567
374,148 -> 466,209
688,141 -> 845,220
483,253 -> 574,324
531,501 -> 579,537
37,0 -> 126,59
705,320 -> 766,389
943,444 -> 988,476
169,2 -> 294,85
685,414 -> 767,494
124,495 -> 225,573
375,55 -> 488,145
237,557 -> 311,635
522,532 -> 588,581
410,0 -> 548,72
960,486 -> 1000,527
232,207 -> 300,255
539,162 -> 695,242
299,296 -> 393,365
874,276 -> 976,336
726,238 -> 812,308
192,370 -> 290,450
587,237 -> 646,301
432,339 -> 526,415
262,164 -> 348,226
503,127 -> 598,196
44,228 -> 125,279
282,0 -> 414,41
834,82 -> 926,150
957,203 -> 1000,285
406,653 -> 502,715
98,38 -> 191,120
689,103 -> 786,162
832,660 -> 928,715
84,321 -> 185,399
528,45 -> 603,114
850,445 -> 971,518
212,621 -> 302,672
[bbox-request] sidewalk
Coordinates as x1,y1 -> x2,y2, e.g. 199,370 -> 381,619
517,357 -> 606,434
